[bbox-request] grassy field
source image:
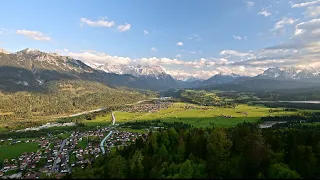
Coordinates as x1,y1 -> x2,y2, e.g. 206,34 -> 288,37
0,127 -> 8,133
82,115 -> 111,127
112,102 -> 302,128
301,122 -> 320,126
78,138 -> 88,149
57,133 -> 71,139
0,142 -> 38,162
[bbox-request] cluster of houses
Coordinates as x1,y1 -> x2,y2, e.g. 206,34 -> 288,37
122,101 -> 172,113
0,126 -> 148,179
183,105 -> 211,110
220,114 -> 234,118
105,130 -> 142,148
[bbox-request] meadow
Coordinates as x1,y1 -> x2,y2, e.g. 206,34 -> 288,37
0,142 -> 38,162
110,102 -> 302,128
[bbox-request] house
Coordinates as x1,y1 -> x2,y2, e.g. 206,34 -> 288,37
55,173 -> 64,179
3,164 -> 15,170
20,164 -> 27,170
24,172 -> 38,179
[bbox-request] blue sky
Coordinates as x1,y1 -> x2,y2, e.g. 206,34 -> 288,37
0,0 -> 319,79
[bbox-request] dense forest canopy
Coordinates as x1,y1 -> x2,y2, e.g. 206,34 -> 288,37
67,123 -> 320,179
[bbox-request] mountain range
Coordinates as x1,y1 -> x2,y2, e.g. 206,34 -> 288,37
0,48 -> 320,92
0,48 -> 178,92
257,67 -> 320,81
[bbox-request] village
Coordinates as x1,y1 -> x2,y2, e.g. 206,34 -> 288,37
0,126 -> 147,179
121,100 -> 172,113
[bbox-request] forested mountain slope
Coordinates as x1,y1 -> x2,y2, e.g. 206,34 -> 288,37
0,80 -> 152,129
0,49 -> 157,127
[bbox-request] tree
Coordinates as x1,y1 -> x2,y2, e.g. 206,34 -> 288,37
206,128 -> 232,178
145,132 -> 159,155
106,154 -> 127,179
71,166 -> 95,179
291,145 -> 317,178
173,160 -> 193,178
192,162 -> 207,178
268,163 -> 301,179
129,150 -> 144,178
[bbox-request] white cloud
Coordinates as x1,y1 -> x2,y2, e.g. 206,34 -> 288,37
118,23 -> 131,32
233,35 -> 242,40
60,17 -> 320,80
151,47 -> 158,52
68,50 -> 131,65
231,18 -> 320,69
188,50 -> 202,55
176,42 -> 183,46
144,30 -> 149,35
134,57 -> 185,66
220,50 -> 253,57
80,17 -> 115,27
16,30 -> 52,41
305,6 -> 320,17
233,35 -> 247,40
188,34 -> 201,41
294,18 -> 320,37
258,10 -> 272,17
166,69 -> 218,80
63,49 -> 69,52
271,17 -> 298,31
292,0 -> 320,8
246,1 -> 255,7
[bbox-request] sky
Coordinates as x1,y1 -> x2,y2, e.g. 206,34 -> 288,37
0,0 -> 319,80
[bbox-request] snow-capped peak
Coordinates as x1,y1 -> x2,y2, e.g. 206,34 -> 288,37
88,62 -> 167,77
21,48 -> 41,54
260,67 -> 320,80
0,48 -> 10,54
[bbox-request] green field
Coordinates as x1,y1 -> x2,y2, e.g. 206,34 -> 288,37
82,115 -> 112,127
0,142 -> 38,162
57,133 -> 71,139
301,122 -> 320,126
112,103 -> 300,128
78,138 -> 88,149
0,127 -> 8,133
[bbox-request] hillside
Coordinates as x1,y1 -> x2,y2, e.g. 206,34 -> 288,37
0,80 -> 152,129
0,49 -> 160,129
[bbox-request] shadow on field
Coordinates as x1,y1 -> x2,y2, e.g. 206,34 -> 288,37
134,116 -> 260,128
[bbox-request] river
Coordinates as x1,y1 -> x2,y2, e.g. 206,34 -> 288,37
259,121 -> 287,128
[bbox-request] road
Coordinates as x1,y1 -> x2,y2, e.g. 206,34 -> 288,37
52,139 -> 67,173
100,131 -> 113,154
100,112 -> 117,154
111,112 -> 116,125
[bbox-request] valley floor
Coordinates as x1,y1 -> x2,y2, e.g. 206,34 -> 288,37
83,102 -> 320,128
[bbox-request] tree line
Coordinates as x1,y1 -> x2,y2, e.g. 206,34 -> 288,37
68,122 -> 320,179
